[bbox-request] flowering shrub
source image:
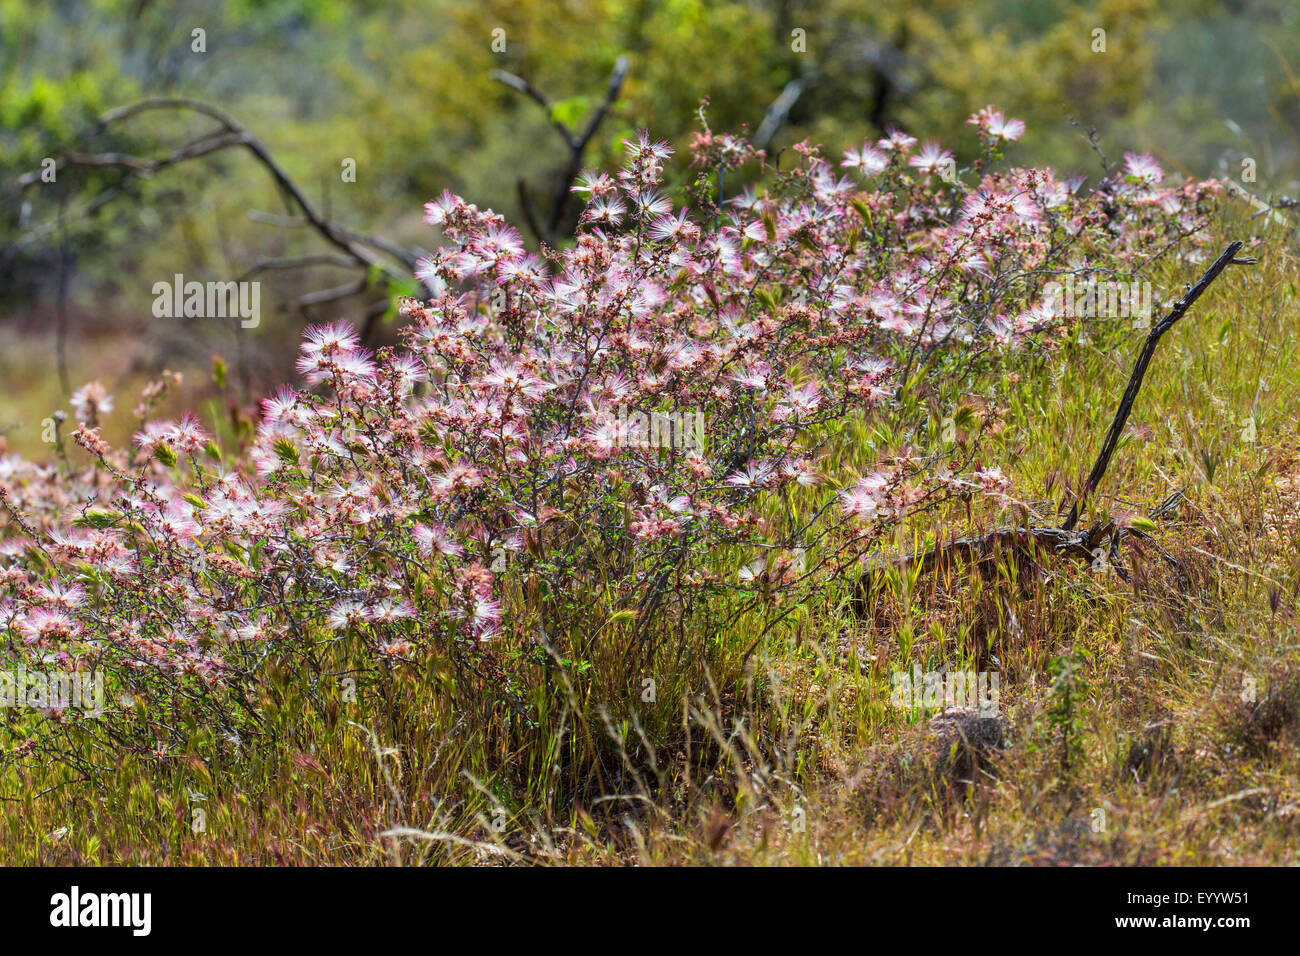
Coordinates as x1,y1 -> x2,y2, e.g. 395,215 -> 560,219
0,112 -> 1219,759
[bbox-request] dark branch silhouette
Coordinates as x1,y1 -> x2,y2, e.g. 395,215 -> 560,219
492,56 -> 629,244
8,97 -> 433,346
1061,240 -> 1247,530
854,240 -> 1251,616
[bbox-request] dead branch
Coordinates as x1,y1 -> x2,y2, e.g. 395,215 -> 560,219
488,70 -> 580,150
238,254 -> 357,281
8,97 -> 430,342
855,241 -> 1249,614
245,210 -> 428,269
515,179 -> 546,248
492,56 -> 629,243
754,74 -> 816,151
12,129 -> 248,247
1223,180 -> 1295,229
293,278 -> 368,312
1061,239 -> 1245,530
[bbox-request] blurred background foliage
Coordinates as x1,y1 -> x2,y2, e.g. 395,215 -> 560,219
2,0 -> 1299,453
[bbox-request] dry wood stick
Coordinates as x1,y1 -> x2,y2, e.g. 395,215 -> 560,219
1061,240 -> 1246,530
854,240 -> 1250,613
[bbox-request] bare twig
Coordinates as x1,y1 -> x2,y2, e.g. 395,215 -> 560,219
9,97 -> 431,341
754,74 -> 816,151
238,253 -> 357,281
488,69 -> 577,149
516,178 -> 549,248
1223,180 -> 1294,229
245,211 -> 428,270
1061,240 -> 1245,530
13,130 -> 249,247
855,241 -> 1247,613
293,278 -> 368,312
492,56 -> 629,240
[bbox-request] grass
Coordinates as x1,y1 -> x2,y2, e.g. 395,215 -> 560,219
2,210 -> 1299,866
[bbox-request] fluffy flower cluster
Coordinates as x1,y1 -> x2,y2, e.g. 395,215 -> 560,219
0,115 -> 1218,752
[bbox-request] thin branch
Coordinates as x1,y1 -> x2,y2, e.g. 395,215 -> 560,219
293,278 -> 368,312
1061,240 -> 1246,530
13,130 -> 248,247
489,69 -> 576,148
550,56 -> 629,234
10,98 -> 430,326
515,178 -> 549,247
360,297 -> 393,343
754,74 -> 816,151
1223,180 -> 1294,229
238,253 -> 357,282
855,241 -> 1248,612
246,211 -> 426,271
577,55 -> 630,150
492,57 -> 629,239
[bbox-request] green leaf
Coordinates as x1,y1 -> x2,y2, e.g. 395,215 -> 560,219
273,437 -> 300,465
76,508 -> 122,529
549,95 -> 591,130
849,198 -> 873,228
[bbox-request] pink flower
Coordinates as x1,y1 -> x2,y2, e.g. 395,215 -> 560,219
260,387 -> 299,424
877,128 -> 918,152
908,141 -> 954,178
36,581 -> 85,608
841,144 -> 889,177
1123,152 -> 1163,186
69,382 -> 114,423
582,196 -> 626,226
369,599 -> 416,623
968,106 -> 1025,142
301,322 -> 360,357
413,523 -> 463,558
649,210 -> 696,243
839,472 -> 892,520
18,608 -> 79,644
973,465 -> 1009,493
624,131 -> 672,164
481,360 -> 552,400
133,421 -> 172,453
724,462 -> 772,489
326,602 -> 369,632
628,189 -> 672,219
